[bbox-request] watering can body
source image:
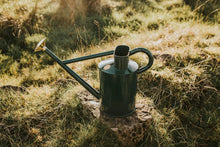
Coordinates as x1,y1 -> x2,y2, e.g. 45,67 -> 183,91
35,39 -> 154,117
99,46 -> 139,116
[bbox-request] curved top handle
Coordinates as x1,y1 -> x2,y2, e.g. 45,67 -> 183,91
129,48 -> 154,74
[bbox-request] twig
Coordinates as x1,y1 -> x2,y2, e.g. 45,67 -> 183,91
204,8 -> 220,21
193,0 -> 211,12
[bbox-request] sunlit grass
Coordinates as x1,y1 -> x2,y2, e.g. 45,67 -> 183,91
0,0 -> 219,146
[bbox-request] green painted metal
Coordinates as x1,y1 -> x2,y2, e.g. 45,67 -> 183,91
130,47 -> 154,74
62,50 -> 114,64
44,47 -> 101,99
98,45 -> 154,116
35,39 -> 154,117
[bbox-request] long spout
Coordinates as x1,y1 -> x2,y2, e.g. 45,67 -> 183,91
35,39 -> 100,99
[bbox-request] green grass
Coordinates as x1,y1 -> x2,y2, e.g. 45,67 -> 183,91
0,0 -> 220,146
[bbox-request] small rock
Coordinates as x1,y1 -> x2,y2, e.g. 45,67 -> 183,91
154,54 -> 173,61
0,85 -> 29,94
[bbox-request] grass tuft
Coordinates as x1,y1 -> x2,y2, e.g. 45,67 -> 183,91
0,0 -> 219,146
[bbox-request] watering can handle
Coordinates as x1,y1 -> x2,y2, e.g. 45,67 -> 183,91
129,48 -> 154,74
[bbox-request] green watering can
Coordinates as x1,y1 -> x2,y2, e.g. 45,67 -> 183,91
35,39 -> 154,117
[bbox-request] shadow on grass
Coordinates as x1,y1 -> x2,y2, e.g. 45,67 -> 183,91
0,85 -> 121,146
183,0 -> 220,21
136,56 -> 219,146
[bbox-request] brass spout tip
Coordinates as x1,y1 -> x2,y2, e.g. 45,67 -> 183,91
34,39 -> 46,52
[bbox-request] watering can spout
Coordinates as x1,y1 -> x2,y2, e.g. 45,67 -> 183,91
34,39 -> 103,99
35,39 -> 46,52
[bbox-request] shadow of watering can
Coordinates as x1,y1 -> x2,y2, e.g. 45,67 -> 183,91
35,39 -> 154,117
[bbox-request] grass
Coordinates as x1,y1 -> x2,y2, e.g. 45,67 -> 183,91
0,0 -> 220,146
0,85 -> 121,146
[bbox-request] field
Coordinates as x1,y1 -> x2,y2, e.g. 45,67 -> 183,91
0,0 -> 219,146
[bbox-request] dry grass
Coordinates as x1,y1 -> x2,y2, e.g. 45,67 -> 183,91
0,84 -> 121,146
0,0 -> 219,146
